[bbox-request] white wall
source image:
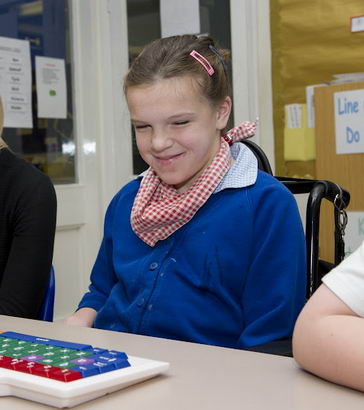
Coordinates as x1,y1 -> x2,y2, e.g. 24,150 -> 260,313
256,0 -> 275,172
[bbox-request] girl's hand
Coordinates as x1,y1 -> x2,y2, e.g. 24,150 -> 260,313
63,307 -> 97,328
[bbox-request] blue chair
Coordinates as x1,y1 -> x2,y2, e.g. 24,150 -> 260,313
39,266 -> 55,322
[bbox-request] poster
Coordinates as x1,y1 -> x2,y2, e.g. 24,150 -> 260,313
35,56 -> 67,119
334,88 -> 364,154
0,36 -> 32,128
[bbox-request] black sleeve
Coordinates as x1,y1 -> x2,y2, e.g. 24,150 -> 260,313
0,173 -> 57,318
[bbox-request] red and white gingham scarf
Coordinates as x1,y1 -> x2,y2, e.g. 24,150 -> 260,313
131,121 -> 257,246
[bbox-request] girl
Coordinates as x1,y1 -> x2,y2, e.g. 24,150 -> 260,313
65,35 -> 306,350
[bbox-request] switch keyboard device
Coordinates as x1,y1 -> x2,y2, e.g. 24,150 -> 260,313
0,330 -> 169,408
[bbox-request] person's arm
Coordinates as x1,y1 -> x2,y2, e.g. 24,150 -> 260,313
293,283 -> 364,391
63,192 -> 120,327
238,179 -> 306,348
0,171 -> 56,318
63,307 -> 97,327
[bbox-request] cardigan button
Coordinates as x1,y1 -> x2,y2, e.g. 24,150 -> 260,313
137,298 -> 145,307
149,262 -> 159,270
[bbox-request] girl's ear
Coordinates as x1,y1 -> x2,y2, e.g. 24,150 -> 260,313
216,96 -> 232,130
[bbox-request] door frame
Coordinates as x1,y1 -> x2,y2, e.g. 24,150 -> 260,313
231,0 -> 274,169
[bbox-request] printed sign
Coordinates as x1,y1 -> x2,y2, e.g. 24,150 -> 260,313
351,16 -> 364,33
35,56 -> 67,119
0,36 -> 32,128
285,104 -> 302,129
334,89 -> 364,154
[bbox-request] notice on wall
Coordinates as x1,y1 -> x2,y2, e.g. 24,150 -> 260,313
334,88 -> 364,154
306,84 -> 327,128
0,36 -> 32,128
35,56 -> 67,119
351,16 -> 364,33
285,104 -> 302,129
345,211 -> 364,257
160,0 -> 200,38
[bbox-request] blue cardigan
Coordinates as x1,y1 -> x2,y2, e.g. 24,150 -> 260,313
78,168 -> 306,349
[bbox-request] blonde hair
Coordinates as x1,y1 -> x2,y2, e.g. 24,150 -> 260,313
0,137 -> 7,150
124,35 -> 231,106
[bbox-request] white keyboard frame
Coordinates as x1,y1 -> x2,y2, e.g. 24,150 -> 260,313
0,355 -> 169,408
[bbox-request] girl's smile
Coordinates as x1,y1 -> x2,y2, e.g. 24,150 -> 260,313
154,152 -> 185,167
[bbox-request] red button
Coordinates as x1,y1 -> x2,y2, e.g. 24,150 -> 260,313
15,361 -> 41,374
32,364 -> 60,378
1,358 -> 25,370
0,355 -> 12,368
11,359 -> 28,371
50,368 -> 82,382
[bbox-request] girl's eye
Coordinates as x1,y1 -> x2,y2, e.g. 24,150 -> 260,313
174,120 -> 189,126
135,125 -> 150,130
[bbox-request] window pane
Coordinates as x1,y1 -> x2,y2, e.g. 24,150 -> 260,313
0,0 -> 75,184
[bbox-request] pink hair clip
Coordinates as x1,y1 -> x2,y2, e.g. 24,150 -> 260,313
189,50 -> 215,76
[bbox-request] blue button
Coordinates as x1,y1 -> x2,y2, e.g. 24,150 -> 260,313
137,298 -> 145,307
149,262 -> 158,270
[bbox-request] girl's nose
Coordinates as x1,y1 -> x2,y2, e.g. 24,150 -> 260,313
151,129 -> 173,152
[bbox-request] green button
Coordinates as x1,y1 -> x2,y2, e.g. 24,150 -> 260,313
61,351 -> 80,360
40,358 -> 57,365
44,345 -> 60,351
74,351 -> 92,358
11,352 -> 24,358
53,360 -> 77,369
12,346 -> 27,352
29,343 -> 43,348
0,338 -> 18,344
58,348 -> 73,354
0,339 -> 18,347
15,340 -> 28,346
57,354 -> 77,361
42,351 -> 58,358
23,347 -> 46,355
0,342 -> 13,348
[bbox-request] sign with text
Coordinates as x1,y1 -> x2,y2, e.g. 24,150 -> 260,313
334,88 -> 364,154
0,36 -> 32,128
345,211 -> 364,257
35,56 -> 67,119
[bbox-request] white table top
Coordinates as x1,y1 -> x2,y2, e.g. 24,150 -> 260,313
0,315 -> 363,409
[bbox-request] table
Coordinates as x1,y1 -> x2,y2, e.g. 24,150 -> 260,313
0,315 -> 363,409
